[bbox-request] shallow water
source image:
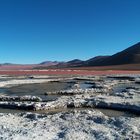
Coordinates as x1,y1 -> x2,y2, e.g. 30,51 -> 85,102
0,77 -> 139,117
0,107 -> 135,117
0,108 -> 23,113
0,80 -> 93,100
111,83 -> 140,94
0,81 -> 72,101
35,108 -> 128,117
64,79 -> 93,89
80,82 -> 93,89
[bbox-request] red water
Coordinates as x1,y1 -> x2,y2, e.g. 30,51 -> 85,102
0,70 -> 140,75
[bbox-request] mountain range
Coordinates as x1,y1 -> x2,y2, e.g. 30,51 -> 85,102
43,42 -> 140,69
0,42 -> 140,70
85,42 -> 140,66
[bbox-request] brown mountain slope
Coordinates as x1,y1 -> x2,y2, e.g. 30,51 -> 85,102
86,42 -> 140,66
34,42 -> 140,69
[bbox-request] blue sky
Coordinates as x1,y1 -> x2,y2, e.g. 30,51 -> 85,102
0,0 -> 140,64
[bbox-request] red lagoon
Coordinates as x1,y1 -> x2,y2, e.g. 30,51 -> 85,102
0,70 -> 140,76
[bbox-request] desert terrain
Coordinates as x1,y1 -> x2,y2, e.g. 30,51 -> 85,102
0,42 -> 140,139
0,71 -> 139,139
1,0 -> 140,139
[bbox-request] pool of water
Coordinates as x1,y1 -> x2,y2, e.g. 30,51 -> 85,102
35,108 -> 131,117
0,107 -> 136,117
0,81 -> 73,101
79,82 -> 93,89
111,83 -> 140,94
0,78 -> 139,117
0,79 -> 95,101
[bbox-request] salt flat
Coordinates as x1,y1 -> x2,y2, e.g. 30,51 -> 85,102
0,74 -> 139,140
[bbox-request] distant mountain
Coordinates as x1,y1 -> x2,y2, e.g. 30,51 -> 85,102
84,42 -> 140,66
67,59 -> 84,67
0,61 -> 60,70
1,42 -> 140,70
106,42 -> 140,65
45,59 -> 84,69
47,42 -> 140,68
40,61 -> 59,66
2,63 -> 13,65
84,56 -> 110,66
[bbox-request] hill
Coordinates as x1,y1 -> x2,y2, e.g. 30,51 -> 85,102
85,42 -> 140,66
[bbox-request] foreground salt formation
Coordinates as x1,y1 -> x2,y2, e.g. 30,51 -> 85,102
0,75 -> 74,88
0,75 -> 139,113
0,74 -> 139,139
0,110 -> 139,140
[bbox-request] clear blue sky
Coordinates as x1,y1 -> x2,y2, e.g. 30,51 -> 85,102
0,0 -> 140,64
